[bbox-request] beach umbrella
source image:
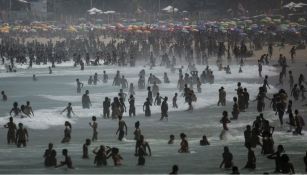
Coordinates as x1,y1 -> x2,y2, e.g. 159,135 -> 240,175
296,2 -> 307,6
162,5 -> 179,13
298,18 -> 306,23
103,11 -> 116,14
88,8 -> 103,15
283,2 -> 296,9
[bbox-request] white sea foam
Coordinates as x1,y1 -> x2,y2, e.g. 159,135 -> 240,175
0,64 -> 279,130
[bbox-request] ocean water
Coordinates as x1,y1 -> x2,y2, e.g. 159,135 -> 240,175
0,62 -> 306,174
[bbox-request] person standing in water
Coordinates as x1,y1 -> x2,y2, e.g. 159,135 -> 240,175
134,121 -> 141,141
103,71 -> 108,83
160,97 -> 169,121
178,133 -> 189,153
44,143 -> 57,167
32,74 -> 38,81
135,135 -> 152,157
244,144 -> 256,170
24,101 -> 34,117
154,92 -> 163,106
4,117 -> 17,144
1,91 -> 7,101
10,102 -> 21,117
128,95 -> 136,117
48,66 -> 52,74
89,116 -> 98,142
76,79 -> 83,94
217,87 -> 226,106
93,145 -> 109,166
147,86 -> 153,104
231,97 -> 240,120
143,98 -> 152,117
61,102 -> 75,118
220,111 -> 231,140
103,97 -> 110,118
135,135 -> 152,166
82,90 -> 92,109
219,146 -> 233,169
116,115 -> 127,141
93,73 -> 98,85
172,93 -> 178,108
56,149 -> 74,169
16,123 -> 28,148
82,139 -> 91,159
267,144 -> 285,173
258,60 -> 262,77
61,121 -> 72,143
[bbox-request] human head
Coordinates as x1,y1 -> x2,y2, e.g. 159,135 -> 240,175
92,116 -> 96,121
172,165 -> 178,173
223,111 -> 228,117
48,143 -> 53,149
86,138 -> 91,145
18,123 -> 23,128
62,149 -> 68,156
224,146 -> 229,153
180,133 -> 186,139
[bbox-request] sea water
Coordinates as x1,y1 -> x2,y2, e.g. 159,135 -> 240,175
0,62 -> 306,174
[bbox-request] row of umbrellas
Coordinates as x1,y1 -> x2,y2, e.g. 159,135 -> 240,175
283,2 -> 307,10
88,5 -> 180,15
88,8 -> 116,15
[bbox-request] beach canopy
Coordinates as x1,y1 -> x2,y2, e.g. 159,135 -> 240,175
18,0 -> 30,3
162,6 -> 179,13
88,8 -> 103,15
103,11 -> 116,14
283,2 -> 307,9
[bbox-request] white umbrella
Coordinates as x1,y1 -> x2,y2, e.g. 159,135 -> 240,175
87,8 -> 102,14
283,2 -> 296,8
162,6 -> 178,13
18,0 -> 30,3
296,2 -> 307,6
103,11 -> 116,14
162,6 -> 173,11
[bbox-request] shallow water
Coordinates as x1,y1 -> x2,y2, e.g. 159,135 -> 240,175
0,62 -> 306,174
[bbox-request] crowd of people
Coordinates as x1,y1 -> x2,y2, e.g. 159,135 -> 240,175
1,18 -> 307,174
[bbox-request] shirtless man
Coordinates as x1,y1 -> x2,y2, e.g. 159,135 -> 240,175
116,116 -> 128,141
